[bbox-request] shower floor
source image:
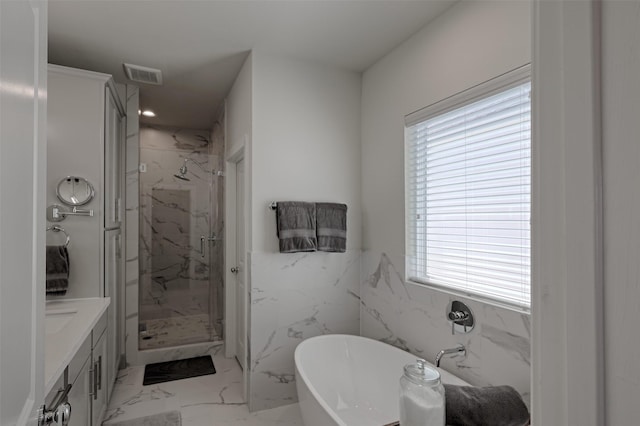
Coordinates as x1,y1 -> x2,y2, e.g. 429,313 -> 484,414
139,314 -> 221,350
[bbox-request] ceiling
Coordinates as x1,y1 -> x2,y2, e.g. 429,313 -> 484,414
48,0 -> 456,130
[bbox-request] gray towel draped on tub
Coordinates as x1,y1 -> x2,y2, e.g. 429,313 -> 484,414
316,202 -> 347,252
444,384 -> 530,426
276,201 -> 317,253
46,245 -> 70,295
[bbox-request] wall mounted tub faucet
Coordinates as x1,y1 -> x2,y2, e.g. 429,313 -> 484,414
435,344 -> 466,367
448,300 -> 474,334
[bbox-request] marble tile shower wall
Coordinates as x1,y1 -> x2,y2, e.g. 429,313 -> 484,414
248,251 -> 361,411
139,125 -> 224,345
124,85 -> 140,363
209,120 -> 225,340
360,250 -> 531,406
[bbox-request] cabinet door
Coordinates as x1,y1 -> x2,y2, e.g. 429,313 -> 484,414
104,229 -> 121,396
68,357 -> 91,426
92,331 -> 108,426
0,2 -> 47,423
104,88 -> 122,228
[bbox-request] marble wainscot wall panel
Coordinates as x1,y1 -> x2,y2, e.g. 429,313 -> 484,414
248,250 -> 361,411
360,250 -> 531,406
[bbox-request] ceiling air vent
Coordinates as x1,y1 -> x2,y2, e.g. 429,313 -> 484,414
123,63 -> 163,85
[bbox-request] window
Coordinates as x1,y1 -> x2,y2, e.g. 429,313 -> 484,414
405,67 -> 531,309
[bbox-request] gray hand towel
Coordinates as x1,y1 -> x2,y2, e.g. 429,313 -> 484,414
444,384 -> 530,426
316,202 -> 347,252
46,245 -> 70,295
276,201 -> 317,253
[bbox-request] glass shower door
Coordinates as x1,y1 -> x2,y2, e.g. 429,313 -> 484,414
138,131 -> 223,350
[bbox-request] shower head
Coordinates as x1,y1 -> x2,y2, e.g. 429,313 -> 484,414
173,160 -> 190,181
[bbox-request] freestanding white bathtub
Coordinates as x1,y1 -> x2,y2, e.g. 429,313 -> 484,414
294,334 -> 469,426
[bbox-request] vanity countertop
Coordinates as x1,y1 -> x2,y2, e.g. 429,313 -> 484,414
45,297 -> 110,395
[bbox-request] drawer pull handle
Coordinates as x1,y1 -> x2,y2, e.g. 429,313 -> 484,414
93,361 -> 98,400
97,355 -> 102,390
38,384 -> 72,425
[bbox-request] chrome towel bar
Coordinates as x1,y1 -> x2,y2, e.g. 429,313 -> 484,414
46,225 -> 70,248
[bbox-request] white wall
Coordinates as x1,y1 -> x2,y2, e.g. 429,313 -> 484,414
360,0 -> 532,402
362,0 -> 531,251
226,54 -> 252,163
47,67 -> 109,299
252,52 -> 362,252
246,52 -> 362,411
602,1 -> 640,423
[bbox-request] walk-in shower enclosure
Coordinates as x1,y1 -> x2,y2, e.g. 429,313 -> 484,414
138,125 -> 224,350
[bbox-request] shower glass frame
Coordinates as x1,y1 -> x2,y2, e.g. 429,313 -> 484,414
138,143 -> 223,351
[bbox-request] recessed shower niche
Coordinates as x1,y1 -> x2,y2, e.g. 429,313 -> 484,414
138,126 -> 224,350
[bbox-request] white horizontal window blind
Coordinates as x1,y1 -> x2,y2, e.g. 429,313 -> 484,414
406,75 -> 531,308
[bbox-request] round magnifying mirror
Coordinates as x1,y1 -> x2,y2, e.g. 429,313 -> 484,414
56,176 -> 95,206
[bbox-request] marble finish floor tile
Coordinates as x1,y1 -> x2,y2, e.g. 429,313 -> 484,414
139,314 -> 221,350
180,403 -> 303,426
108,410 -> 181,426
104,352 -> 302,426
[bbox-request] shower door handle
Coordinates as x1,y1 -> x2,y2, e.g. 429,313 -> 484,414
200,234 -> 221,257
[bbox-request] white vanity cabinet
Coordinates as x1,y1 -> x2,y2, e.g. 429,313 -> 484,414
68,359 -> 91,426
67,339 -> 91,426
45,309 -> 109,426
91,323 -> 109,426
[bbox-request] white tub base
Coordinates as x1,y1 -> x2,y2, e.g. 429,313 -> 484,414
294,334 -> 468,426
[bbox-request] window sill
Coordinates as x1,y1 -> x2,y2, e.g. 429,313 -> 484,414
405,279 -> 531,316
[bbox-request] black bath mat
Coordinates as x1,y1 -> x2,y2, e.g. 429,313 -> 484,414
143,355 -> 216,386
